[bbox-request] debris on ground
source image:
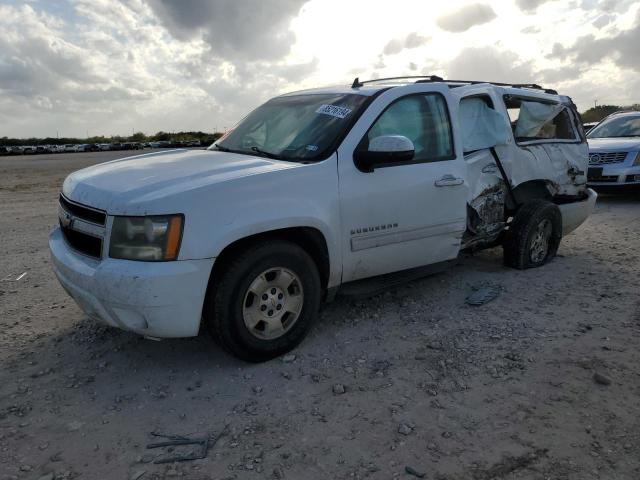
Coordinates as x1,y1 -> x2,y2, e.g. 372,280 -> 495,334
405,465 -> 426,478
129,470 -> 146,480
465,284 -> 502,306
282,354 -> 296,363
593,372 -> 612,386
473,448 -> 548,480
332,383 -> 346,395
145,427 -> 227,464
398,423 -> 413,436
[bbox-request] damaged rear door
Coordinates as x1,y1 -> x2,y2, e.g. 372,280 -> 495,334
503,95 -> 588,197
456,91 -> 513,248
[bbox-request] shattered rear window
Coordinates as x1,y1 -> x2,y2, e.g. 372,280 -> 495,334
504,97 -> 577,143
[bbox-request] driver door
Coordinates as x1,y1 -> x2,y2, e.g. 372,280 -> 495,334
337,85 -> 467,283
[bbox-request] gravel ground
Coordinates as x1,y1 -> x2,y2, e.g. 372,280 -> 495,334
1,151 -> 639,480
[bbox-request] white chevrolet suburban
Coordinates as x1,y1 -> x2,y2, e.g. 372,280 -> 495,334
50,76 -> 597,361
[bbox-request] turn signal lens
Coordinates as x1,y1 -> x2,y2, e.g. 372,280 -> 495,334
164,216 -> 183,261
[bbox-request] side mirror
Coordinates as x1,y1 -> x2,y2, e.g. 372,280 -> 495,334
354,135 -> 415,172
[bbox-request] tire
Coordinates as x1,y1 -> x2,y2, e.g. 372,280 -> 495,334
503,200 -> 562,269
205,241 -> 322,362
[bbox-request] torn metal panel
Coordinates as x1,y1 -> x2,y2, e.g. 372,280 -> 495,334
541,142 -> 588,192
462,148 -> 507,250
501,142 -> 588,197
468,183 -> 506,235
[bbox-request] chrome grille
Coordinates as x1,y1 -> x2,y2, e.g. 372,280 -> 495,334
58,195 -> 107,259
588,152 -> 628,165
59,194 -> 106,225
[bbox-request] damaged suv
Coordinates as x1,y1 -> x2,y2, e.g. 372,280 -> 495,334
50,76 -> 596,361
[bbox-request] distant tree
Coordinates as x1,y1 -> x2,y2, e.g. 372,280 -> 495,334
154,131 -> 171,141
129,132 -> 147,142
0,130 -> 224,148
580,105 -> 621,123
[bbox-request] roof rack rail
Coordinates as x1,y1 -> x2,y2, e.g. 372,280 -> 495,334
350,76 -> 557,95
444,79 -> 558,95
351,75 -> 443,88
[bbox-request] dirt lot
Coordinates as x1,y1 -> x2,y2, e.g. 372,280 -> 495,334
1,151 -> 639,480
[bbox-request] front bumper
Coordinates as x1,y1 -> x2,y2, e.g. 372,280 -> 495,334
587,164 -> 640,186
49,227 -> 214,338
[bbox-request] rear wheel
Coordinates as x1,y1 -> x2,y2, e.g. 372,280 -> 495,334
206,241 -> 321,362
503,200 -> 562,269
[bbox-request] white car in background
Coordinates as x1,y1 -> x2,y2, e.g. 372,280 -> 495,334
50,76 -> 596,361
586,111 -> 640,188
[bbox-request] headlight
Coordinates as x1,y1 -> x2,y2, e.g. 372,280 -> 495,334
109,214 -> 184,261
633,152 -> 640,166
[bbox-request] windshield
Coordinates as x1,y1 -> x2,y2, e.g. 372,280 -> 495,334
209,93 -> 370,161
587,114 -> 640,138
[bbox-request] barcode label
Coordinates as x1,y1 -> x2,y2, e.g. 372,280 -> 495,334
315,104 -> 352,119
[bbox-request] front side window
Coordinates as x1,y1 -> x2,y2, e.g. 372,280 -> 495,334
587,114 -> 640,138
363,94 -> 454,162
211,93 -> 370,161
505,97 -> 577,143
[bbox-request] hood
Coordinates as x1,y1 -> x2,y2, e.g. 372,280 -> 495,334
62,149 -> 301,213
587,137 -> 640,151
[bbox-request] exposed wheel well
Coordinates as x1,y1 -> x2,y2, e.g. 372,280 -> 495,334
209,227 -> 331,292
508,180 -> 555,210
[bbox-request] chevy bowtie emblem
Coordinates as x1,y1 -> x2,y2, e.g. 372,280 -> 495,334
61,212 -> 73,228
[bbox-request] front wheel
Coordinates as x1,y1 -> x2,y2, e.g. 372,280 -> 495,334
205,241 -> 321,362
503,200 -> 562,269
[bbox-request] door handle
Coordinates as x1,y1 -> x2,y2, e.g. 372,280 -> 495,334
435,174 -> 464,187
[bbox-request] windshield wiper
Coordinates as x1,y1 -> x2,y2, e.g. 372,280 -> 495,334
213,144 -> 231,152
250,146 -> 282,160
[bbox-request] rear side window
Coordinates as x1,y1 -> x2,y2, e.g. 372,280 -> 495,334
363,93 -> 454,162
504,96 -> 577,143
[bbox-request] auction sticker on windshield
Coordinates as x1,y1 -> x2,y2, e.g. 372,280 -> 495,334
316,104 -> 352,119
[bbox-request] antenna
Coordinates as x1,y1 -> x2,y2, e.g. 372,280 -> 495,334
351,77 -> 363,88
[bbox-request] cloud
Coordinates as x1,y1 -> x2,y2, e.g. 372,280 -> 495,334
521,25 -> 540,34
382,32 -> 430,55
144,0 -> 306,61
445,45 -> 587,88
382,38 -> 403,56
436,3 -> 497,33
593,14 -> 615,29
446,46 -> 534,83
0,1 -> 321,138
538,64 -> 585,83
547,11 -> 640,72
515,0 -> 556,13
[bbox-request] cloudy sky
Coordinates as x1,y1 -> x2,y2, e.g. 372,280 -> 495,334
1,0 -> 639,138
